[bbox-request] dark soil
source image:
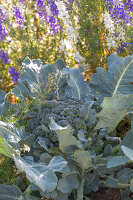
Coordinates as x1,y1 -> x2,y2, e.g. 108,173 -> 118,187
88,187 -> 122,200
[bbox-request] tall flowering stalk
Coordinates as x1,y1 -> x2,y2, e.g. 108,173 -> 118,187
104,0 -> 133,53
12,5 -> 25,27
55,0 -> 85,63
0,7 -> 8,41
0,0 -> 132,92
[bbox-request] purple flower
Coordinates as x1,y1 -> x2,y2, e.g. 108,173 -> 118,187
9,67 -> 20,83
0,50 -> 10,66
12,6 -> 24,26
36,0 -> 48,21
106,0 -> 132,26
18,0 -> 26,3
36,0 -> 61,35
0,23 -> 8,41
49,0 -> 59,16
0,9 -> 8,41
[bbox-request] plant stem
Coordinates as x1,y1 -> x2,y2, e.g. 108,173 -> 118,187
77,168 -> 85,200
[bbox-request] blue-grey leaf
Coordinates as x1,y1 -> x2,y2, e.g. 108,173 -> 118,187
120,129 -> 133,152
104,144 -> 112,157
105,177 -> 118,187
49,118 -> 80,153
115,168 -> 133,183
79,104 -> 96,126
72,149 -> 93,169
121,146 -> 133,162
97,166 -> 114,178
13,155 -> 58,193
41,190 -> 57,199
13,155 -> 68,193
13,58 -> 53,99
12,82 -> 30,100
62,67 -> 92,104
0,90 -> 10,116
78,130 -> 88,142
95,94 -> 133,133
90,53 -> 133,100
130,179 -> 133,192
107,156 -> 129,168
57,172 -> 78,193
47,156 -> 68,173
53,59 -> 66,71
84,173 -> 99,192
0,121 -> 24,155
0,121 -> 24,142
108,53 -> 133,96
0,184 -> 24,200
19,134 -> 35,147
40,153 -> 52,164
22,57 -> 30,66
38,136 -> 51,151
54,191 -> 68,200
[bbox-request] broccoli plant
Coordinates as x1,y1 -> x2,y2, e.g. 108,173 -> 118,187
0,53 -> 133,200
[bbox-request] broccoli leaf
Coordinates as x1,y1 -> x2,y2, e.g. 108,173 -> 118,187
0,90 -> 10,116
57,171 -> 78,193
107,156 -> 129,168
72,149 -> 93,169
0,137 -> 15,158
95,94 -> 133,133
62,67 -> 92,104
90,53 -> 133,101
121,146 -> 133,162
49,118 -> 80,154
0,184 -> 24,200
13,155 -> 68,193
12,58 -> 53,99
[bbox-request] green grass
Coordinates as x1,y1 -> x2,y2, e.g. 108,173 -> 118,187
0,155 -> 17,184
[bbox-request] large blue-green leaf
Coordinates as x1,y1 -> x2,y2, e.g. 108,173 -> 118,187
90,53 -> 133,100
95,94 -> 133,133
11,82 -> 30,100
0,121 -> 23,142
0,184 -> 24,200
0,121 -> 25,156
13,155 -> 68,193
12,58 -> 53,99
62,67 -> 93,104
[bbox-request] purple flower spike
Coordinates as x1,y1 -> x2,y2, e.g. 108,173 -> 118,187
0,50 -> 10,66
12,6 -> 24,26
0,9 -> 8,41
9,67 -> 20,84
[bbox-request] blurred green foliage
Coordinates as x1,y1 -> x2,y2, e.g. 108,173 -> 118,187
0,0 -> 132,91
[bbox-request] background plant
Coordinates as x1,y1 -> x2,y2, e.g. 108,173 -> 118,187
0,0 -> 132,92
